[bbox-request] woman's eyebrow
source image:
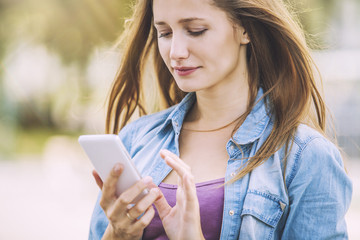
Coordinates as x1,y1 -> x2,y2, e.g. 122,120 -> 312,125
154,17 -> 205,26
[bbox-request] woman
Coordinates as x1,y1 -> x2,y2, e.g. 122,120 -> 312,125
89,0 -> 352,239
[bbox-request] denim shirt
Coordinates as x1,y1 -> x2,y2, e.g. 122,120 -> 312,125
89,89 -> 352,240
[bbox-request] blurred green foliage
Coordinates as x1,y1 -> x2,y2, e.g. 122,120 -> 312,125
14,127 -> 81,155
0,0 -> 132,156
0,0 -> 130,67
287,0 -> 337,48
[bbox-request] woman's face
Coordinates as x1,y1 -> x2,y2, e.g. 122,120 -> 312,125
153,0 -> 249,93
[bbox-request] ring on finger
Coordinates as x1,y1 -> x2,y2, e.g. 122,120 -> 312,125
126,211 -> 137,222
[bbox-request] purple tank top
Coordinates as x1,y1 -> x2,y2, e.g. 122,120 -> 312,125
142,178 -> 225,240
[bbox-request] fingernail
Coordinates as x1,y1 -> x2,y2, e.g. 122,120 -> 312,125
114,164 -> 121,173
142,176 -> 152,184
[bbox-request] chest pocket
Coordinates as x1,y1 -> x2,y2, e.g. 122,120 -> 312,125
239,190 -> 285,240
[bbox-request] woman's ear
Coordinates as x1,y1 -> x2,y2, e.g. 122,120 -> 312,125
235,25 -> 250,44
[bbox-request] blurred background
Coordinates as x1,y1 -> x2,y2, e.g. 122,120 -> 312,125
0,0 -> 359,239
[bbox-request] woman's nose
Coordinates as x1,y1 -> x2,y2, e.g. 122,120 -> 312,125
169,35 -> 189,60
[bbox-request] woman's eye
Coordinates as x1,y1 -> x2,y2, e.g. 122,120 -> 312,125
188,29 -> 207,36
158,32 -> 172,38
158,29 -> 207,38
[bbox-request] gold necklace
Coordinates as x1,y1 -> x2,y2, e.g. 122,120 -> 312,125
182,117 -> 240,132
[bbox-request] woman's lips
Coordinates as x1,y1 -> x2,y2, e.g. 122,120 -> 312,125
173,67 -> 200,76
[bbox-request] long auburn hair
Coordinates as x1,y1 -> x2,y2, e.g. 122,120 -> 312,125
106,0 -> 327,183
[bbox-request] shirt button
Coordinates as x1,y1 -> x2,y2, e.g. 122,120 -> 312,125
229,210 -> 235,216
174,122 -> 178,127
231,172 -> 236,177
230,145 -> 235,150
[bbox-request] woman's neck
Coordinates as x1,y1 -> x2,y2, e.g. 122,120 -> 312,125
185,79 -> 249,130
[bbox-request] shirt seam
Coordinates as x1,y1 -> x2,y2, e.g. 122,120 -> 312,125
286,135 -> 323,188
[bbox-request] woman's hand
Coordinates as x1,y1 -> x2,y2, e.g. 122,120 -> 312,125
92,164 -> 160,240
154,149 -> 205,240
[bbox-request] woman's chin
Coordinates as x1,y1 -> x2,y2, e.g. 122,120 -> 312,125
176,85 -> 200,93
174,81 -> 205,93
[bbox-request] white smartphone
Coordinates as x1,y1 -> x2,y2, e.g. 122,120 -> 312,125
78,134 -> 148,203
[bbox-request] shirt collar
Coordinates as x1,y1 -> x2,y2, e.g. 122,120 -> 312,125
157,92 -> 196,135
232,88 -> 271,145
157,88 -> 271,145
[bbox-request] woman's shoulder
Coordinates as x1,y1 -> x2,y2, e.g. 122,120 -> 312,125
292,124 -> 338,153
286,123 -> 346,188
283,126 -> 352,239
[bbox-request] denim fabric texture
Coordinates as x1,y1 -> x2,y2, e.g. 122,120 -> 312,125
89,88 -> 352,240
